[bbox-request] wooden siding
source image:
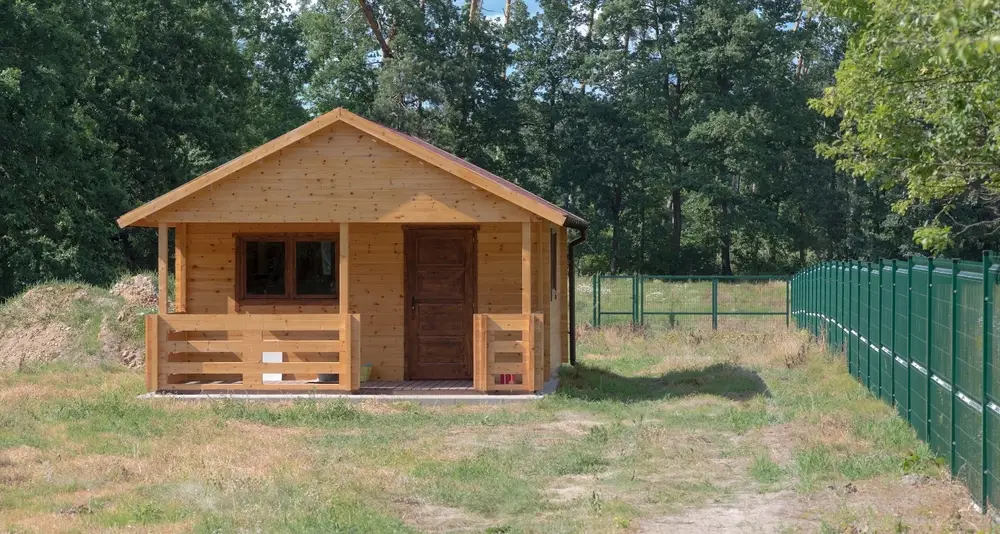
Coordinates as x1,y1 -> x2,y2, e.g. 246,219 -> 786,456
156,123 -> 532,224
477,223 -> 522,314
181,221 -> 564,383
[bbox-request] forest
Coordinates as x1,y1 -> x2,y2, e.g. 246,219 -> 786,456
1,0 -> 998,298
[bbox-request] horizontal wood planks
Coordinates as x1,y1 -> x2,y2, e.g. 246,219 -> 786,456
157,123 -> 532,224
155,313 -> 359,392
471,313 -> 542,393
478,223 -> 523,314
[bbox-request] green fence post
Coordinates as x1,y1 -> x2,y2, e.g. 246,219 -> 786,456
865,262 -> 872,392
982,250 -> 993,509
821,263 -> 826,339
856,260 -> 863,379
926,257 -> 934,442
595,274 -> 602,327
891,259 -> 897,408
711,278 -> 719,330
814,265 -> 819,336
786,277 -> 790,328
950,258 -> 959,477
839,261 -> 844,350
638,275 -> 645,326
632,274 -> 639,326
824,262 -> 830,344
906,257 -> 914,425
878,260 -> 884,400
848,261 -> 854,374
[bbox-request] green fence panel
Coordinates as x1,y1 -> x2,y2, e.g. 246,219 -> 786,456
585,274 -> 790,330
790,253 -> 998,515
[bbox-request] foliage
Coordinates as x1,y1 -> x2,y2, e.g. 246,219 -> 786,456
812,0 -> 1000,253
7,0 -> 999,297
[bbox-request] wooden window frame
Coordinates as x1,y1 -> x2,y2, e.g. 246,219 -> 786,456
235,233 -> 339,304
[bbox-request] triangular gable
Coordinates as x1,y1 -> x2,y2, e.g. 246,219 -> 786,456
117,108 -> 586,228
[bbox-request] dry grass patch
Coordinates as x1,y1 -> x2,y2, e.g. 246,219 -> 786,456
2,315 -> 995,533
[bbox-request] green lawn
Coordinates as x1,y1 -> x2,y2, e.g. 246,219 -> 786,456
0,326 -> 992,533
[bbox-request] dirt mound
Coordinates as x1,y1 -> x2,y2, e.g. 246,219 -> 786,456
0,323 -> 74,371
110,274 -> 158,308
0,279 -> 151,371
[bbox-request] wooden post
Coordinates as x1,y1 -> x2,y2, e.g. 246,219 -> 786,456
174,223 -> 187,313
533,313 -> 544,391
339,224 -> 352,391
522,222 -> 532,314
473,314 -> 487,392
348,314 -> 361,391
524,313 -> 536,392
340,223 -> 350,314
522,223 -> 533,392
145,314 -> 158,392
158,222 -> 169,314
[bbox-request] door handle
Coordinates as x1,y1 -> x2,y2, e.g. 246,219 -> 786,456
411,296 -> 416,314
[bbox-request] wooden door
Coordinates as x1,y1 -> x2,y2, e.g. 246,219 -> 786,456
404,227 -> 476,380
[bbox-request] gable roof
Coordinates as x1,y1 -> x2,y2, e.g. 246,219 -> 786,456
117,108 -> 588,229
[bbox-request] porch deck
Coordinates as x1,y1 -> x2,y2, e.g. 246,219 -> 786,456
359,380 -> 476,395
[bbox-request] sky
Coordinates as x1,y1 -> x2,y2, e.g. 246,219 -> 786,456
481,0 -> 542,18
290,0 -> 542,19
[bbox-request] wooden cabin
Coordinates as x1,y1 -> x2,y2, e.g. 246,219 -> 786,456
118,108 -> 588,394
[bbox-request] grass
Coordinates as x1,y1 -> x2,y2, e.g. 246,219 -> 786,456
1,323 -> 994,533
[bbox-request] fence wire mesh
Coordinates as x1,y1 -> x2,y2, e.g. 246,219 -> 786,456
576,275 -> 789,330
792,254 -> 998,513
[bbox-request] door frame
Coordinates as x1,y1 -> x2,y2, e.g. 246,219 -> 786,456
402,225 -> 478,380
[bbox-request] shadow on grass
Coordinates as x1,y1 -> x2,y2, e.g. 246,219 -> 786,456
556,362 -> 770,403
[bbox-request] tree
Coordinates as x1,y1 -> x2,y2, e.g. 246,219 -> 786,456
812,0 -> 1000,253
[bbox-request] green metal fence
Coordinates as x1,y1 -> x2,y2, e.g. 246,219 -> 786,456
578,274 -> 790,329
791,254 -> 998,513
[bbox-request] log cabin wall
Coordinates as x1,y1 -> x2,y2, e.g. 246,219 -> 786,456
162,119 -> 568,384
181,221 -> 557,382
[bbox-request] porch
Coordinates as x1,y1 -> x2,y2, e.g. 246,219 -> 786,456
144,312 -> 546,394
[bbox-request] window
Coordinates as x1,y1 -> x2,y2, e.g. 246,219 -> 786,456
550,230 -> 558,301
237,235 -> 337,302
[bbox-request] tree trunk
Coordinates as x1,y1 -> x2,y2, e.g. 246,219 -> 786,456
358,0 -> 393,59
720,201 -> 733,275
609,186 -> 623,273
671,188 -> 682,272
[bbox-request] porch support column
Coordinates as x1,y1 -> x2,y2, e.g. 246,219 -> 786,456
521,222 -> 532,314
340,223 -> 358,391
158,222 -> 169,314
174,223 -> 187,313
522,222 -> 535,391
340,222 -> 350,314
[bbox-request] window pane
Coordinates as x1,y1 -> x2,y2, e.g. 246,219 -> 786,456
296,241 -> 336,296
245,241 -> 286,296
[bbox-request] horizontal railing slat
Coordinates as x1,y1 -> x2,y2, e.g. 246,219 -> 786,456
163,362 -> 345,374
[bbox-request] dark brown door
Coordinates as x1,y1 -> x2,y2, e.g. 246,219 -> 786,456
404,227 -> 476,380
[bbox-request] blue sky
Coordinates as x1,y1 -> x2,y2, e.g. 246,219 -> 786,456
481,0 -> 542,17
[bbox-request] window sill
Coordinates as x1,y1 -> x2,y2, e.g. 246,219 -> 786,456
237,298 -> 340,308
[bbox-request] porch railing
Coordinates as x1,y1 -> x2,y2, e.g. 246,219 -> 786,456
472,313 -> 544,393
145,313 -> 361,392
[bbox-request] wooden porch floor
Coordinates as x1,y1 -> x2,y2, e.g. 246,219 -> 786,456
358,380 -> 476,395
